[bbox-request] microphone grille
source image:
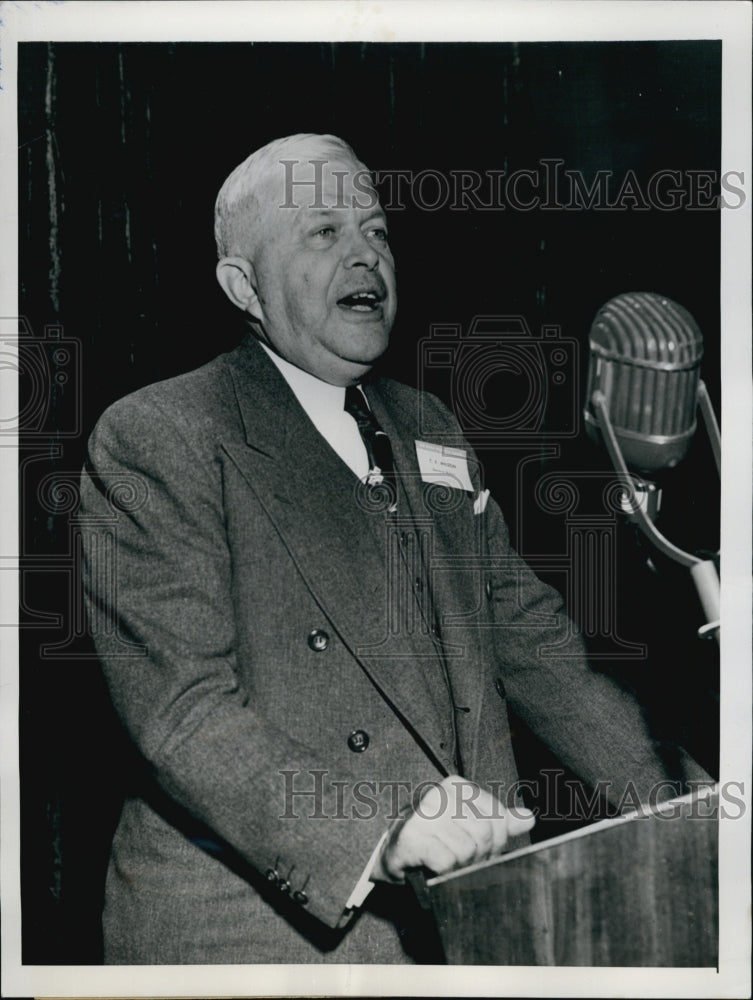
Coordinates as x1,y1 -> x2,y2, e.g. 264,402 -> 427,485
590,292 -> 703,366
586,292 -> 704,471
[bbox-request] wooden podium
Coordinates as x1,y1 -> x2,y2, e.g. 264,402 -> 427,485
416,787 -> 718,966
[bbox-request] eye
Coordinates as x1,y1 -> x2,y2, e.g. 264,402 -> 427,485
366,226 -> 389,242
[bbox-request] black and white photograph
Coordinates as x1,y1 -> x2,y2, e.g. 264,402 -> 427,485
1,1 -> 750,997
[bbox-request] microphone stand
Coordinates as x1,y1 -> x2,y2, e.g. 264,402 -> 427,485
590,383 -> 720,645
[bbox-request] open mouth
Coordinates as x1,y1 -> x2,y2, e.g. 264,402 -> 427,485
337,290 -> 384,312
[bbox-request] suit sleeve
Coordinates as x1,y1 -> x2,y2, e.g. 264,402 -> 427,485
482,493 -> 713,805
79,394 -> 389,929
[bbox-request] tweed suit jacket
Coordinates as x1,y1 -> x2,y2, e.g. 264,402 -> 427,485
79,333 -> 706,964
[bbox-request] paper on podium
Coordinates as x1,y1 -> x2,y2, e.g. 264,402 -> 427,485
423,786 -> 719,966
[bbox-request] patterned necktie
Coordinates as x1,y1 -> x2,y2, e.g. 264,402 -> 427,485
344,385 -> 397,511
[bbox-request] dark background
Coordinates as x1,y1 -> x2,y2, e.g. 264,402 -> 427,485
18,41 -> 721,963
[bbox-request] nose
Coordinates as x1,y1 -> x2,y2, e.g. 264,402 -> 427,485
343,229 -> 379,270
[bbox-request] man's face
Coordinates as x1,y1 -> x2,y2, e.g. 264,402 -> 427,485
248,154 -> 397,385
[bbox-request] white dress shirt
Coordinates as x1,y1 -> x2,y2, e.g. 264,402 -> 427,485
260,342 -> 370,479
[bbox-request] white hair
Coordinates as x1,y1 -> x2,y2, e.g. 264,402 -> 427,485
213,133 -> 368,260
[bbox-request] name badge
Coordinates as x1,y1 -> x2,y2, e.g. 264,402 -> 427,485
415,440 -> 473,492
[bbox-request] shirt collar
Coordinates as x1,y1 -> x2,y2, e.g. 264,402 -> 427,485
259,340 -> 346,418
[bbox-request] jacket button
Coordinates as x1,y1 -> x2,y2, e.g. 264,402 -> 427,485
485,578 -> 494,600
495,678 -> 506,699
277,879 -> 290,894
308,629 -> 329,652
265,867 -> 278,882
347,730 -> 370,752
293,890 -> 309,906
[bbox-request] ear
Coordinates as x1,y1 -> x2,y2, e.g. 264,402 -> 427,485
216,256 -> 265,322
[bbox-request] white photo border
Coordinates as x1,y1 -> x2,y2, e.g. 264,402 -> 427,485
1,2 -> 750,997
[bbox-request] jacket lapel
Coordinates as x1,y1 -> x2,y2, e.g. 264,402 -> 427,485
219,336 -> 451,766
366,380 -> 490,748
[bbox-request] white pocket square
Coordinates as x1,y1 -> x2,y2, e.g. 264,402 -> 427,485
473,489 -> 490,515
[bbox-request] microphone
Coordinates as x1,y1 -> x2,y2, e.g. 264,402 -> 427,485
584,292 -> 705,473
584,292 -> 720,643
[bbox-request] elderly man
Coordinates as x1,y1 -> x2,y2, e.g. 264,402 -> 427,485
80,133 -> 708,964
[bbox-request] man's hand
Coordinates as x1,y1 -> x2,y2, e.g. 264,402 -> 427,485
371,774 -> 536,883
